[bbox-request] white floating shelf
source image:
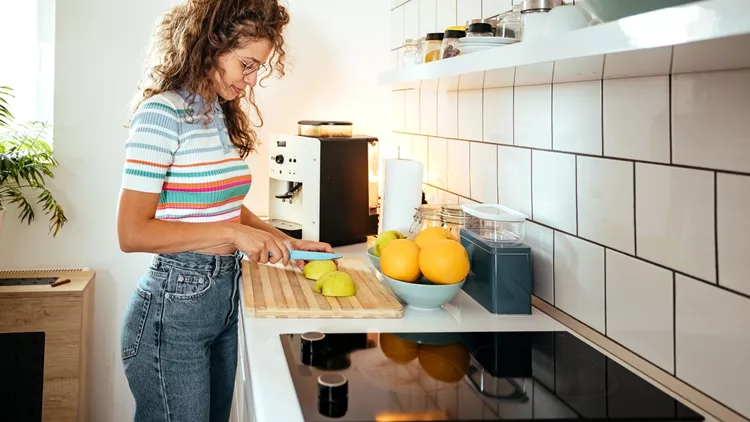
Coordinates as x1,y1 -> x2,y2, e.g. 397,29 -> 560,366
378,0 -> 750,86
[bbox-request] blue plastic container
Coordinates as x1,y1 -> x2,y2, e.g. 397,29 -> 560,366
460,227 -> 533,315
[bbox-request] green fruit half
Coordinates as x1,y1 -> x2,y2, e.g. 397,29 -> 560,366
319,271 -> 357,297
373,230 -> 405,257
303,260 -> 337,281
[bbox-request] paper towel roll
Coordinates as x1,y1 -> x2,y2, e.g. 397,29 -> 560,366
381,158 -> 424,236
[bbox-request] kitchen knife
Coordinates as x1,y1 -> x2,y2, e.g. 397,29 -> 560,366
241,249 -> 342,261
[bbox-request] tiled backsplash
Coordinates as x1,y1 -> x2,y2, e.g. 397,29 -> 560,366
389,0 -> 750,418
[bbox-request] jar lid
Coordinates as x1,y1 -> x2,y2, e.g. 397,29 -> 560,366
415,204 -> 442,217
466,18 -> 498,28
298,120 -> 353,126
521,0 -> 562,13
444,29 -> 467,39
426,32 -> 444,41
468,22 -> 493,33
440,204 -> 466,217
404,38 -> 422,46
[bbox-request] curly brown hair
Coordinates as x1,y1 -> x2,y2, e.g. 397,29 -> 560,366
133,0 -> 290,158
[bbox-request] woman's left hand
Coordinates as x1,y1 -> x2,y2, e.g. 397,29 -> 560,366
287,239 -> 336,270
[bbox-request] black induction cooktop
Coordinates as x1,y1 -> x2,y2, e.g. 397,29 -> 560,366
280,331 -> 704,422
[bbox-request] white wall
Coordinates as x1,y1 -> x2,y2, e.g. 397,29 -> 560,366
0,0 -> 389,420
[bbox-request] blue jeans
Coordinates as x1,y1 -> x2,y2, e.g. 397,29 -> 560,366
120,251 -> 243,422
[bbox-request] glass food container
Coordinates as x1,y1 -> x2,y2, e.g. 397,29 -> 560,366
441,27 -> 466,59
297,120 -> 353,137
460,204 -> 528,245
423,33 -> 444,63
497,5 -> 523,39
403,38 -> 422,67
520,0 -> 562,41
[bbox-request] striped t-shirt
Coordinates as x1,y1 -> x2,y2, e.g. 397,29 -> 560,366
121,90 -> 252,223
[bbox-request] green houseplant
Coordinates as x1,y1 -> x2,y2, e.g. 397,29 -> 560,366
0,86 -> 67,237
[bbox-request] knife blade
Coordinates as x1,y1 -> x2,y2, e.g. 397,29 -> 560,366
240,249 -> 342,262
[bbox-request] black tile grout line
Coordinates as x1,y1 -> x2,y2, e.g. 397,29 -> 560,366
551,228 -> 555,305
550,62 -> 556,151
714,172 -> 720,286
575,155 -> 579,236
600,78 -> 605,155
603,247 -> 608,336
390,0 -> 411,12
633,162 -> 638,256
672,272 -> 677,377
391,130 -> 750,178
530,149 -> 534,220
669,74 -> 674,165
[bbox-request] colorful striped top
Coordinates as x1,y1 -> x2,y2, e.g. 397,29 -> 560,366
121,89 -> 252,223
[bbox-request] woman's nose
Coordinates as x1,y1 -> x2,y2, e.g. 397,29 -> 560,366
244,72 -> 257,87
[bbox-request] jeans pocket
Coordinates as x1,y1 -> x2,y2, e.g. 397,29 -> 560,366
121,286 -> 152,360
165,268 -> 214,300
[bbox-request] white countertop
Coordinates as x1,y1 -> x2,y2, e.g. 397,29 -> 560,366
240,243 -> 566,422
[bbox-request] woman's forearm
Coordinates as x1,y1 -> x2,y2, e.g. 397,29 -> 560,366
241,205 -> 291,240
119,219 -> 238,254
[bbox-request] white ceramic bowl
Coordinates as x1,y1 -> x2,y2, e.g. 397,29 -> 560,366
366,247 -> 381,272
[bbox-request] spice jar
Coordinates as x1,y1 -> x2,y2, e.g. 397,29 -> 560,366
467,22 -> 494,37
403,38 -> 422,67
441,27 -> 466,59
423,33 -> 444,63
520,0 -> 562,41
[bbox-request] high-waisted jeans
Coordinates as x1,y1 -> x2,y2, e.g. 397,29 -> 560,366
120,251 -> 243,422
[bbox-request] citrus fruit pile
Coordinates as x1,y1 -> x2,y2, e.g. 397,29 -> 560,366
376,227 -> 470,285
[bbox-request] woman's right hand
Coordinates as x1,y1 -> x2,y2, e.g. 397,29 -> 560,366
233,225 -> 291,266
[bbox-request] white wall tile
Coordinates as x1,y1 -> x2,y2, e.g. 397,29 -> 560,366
447,140 -> 470,197
436,0 -> 457,31
419,0 -> 437,36
439,189 -> 459,204
457,0 -> 482,26
673,69 -> 750,173
606,250 -> 674,373
458,72 -> 485,91
578,157 -> 634,253
428,137 -> 447,189
672,34 -> 750,75
676,274 -> 750,417
483,87 -> 513,145
553,55 -> 604,84
405,88 -> 421,134
553,81 -> 602,155
420,79 -> 438,136
395,132 -> 413,159
526,222 -> 554,304
459,196 -> 480,205
515,85 -> 551,149
636,164 -> 715,283
391,6 -> 404,49
555,232 -> 605,333
497,146 -> 531,217
438,78 -> 458,138
482,0 -> 512,17
484,67 -> 515,89
515,62 -> 554,86
391,50 -> 398,71
469,142 -> 498,203
391,90 -> 405,132
603,46 -> 673,79
458,90 -> 483,141
404,0 -> 419,41
533,151 -> 577,234
423,184 -> 439,204
603,76 -> 670,163
717,174 -> 750,297
412,135 -> 430,182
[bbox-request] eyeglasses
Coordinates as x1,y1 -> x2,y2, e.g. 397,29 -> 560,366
230,48 -> 269,78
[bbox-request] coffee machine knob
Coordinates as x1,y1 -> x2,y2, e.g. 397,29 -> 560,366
275,154 -> 284,164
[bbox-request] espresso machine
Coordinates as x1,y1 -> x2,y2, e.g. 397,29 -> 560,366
267,121 -> 379,246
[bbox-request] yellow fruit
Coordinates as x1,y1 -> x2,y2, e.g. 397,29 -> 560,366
303,260 -> 337,280
414,226 -> 456,249
379,333 -> 419,364
418,343 -> 470,383
418,239 -> 469,284
380,239 -> 422,282
318,271 -> 357,297
373,230 -> 406,257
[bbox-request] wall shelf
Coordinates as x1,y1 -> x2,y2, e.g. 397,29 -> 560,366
378,0 -> 750,87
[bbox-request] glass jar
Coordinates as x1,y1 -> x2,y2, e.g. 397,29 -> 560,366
520,0 -> 562,41
441,27 -> 466,59
497,6 -> 522,39
403,38 -> 421,67
423,33 -> 444,63
409,205 -> 443,236
467,22 -> 494,37
439,204 -> 477,239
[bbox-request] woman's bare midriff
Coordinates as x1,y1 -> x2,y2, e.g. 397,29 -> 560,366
192,244 -> 238,255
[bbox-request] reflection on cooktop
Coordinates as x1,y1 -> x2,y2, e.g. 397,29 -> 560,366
280,331 -> 704,422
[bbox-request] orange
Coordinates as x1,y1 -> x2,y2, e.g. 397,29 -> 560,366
381,239 -> 421,282
379,333 -> 419,364
418,239 -> 469,284
418,342 -> 470,383
414,226 -> 456,249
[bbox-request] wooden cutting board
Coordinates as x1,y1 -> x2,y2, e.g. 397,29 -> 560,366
242,257 -> 403,318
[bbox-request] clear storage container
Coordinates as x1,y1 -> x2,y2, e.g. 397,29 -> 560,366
441,27 -> 466,59
497,5 -> 523,39
423,33 -> 444,63
403,38 -> 422,67
297,120 -> 353,137
460,204 -> 527,245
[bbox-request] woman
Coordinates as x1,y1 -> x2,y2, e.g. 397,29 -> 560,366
117,1 -> 332,420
